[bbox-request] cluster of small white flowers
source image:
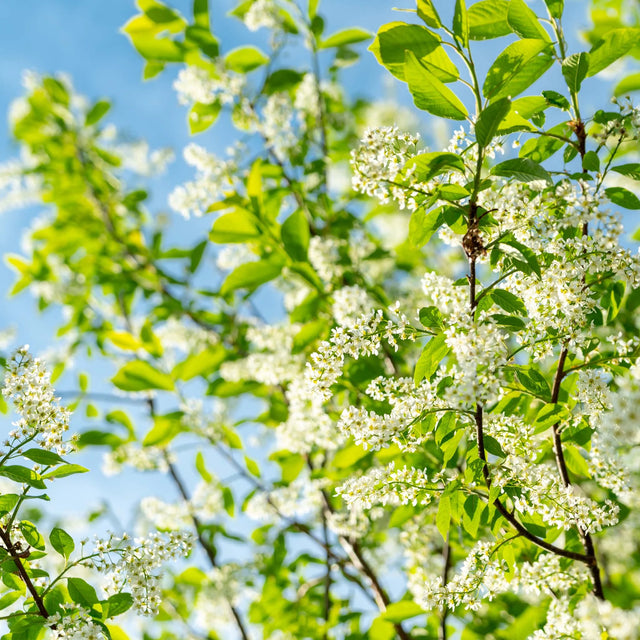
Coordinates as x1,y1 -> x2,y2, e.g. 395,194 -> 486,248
2,346 -> 73,454
420,272 -> 468,321
308,236 -> 344,283
530,597 -> 582,640
244,0 -> 282,31
141,480 -> 223,531
102,443 -> 171,476
335,462 -> 440,512
516,553 -> 587,598
350,126 -> 421,206
495,461 -> 619,534
259,93 -> 297,159
294,73 -> 321,122
276,378 -> 340,454
444,320 -> 508,406
339,375 -> 445,451
155,317 -> 218,355
220,323 -> 305,385
180,398 -> 226,442
576,369 -> 612,424
168,143 -> 240,219
245,476 -> 326,523
594,96 -> 640,144
94,531 -> 194,615
216,244 -> 258,271
418,540 -> 509,611
332,285 -> 374,328
325,508 -> 370,538
173,65 -> 245,106
531,595 -> 640,640
0,158 -> 42,215
305,310 -> 383,402
47,604 -> 106,640
194,564 -> 244,631
110,140 -> 173,176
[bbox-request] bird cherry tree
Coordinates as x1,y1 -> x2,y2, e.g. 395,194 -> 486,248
1,0 -> 640,638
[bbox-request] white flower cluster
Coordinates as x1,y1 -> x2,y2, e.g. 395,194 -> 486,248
339,376 -> 445,451
173,65 -> 245,107
531,595 -> 640,640
0,158 -> 42,215
276,378 -> 340,454
102,443 -> 171,476
332,285 -> 374,328
308,236 -> 344,283
259,93 -> 297,159
245,476 -> 326,523
194,564 -> 245,631
47,604 -> 106,640
94,531 -> 194,615
169,143 -> 240,219
180,398 -> 226,442
220,323 -> 305,386
2,346 -> 73,455
335,462 -> 440,512
244,0 -> 282,31
141,480 -> 223,531
350,126 -> 422,207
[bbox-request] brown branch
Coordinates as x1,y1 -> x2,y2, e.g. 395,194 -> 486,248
0,528 -> 48,619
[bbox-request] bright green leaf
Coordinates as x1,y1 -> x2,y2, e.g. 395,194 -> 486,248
112,360 -> 175,392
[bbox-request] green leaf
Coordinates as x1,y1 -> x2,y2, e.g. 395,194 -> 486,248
21,449 -> 65,466
172,347 -> 226,381
382,601 -> 425,623
436,493 -> 451,539
468,0 -> 511,40
188,101 -> 221,134
127,33 -> 185,62
193,0 -> 209,27
582,150 -> 600,172
562,52 -> 590,94
281,210 -> 310,261
606,187 -> 640,209
319,27 -> 372,48
42,464 -> 89,479
85,100 -> 111,126
517,369 -> 551,401
219,257 -> 284,295
475,98 -> 511,147
414,334 -> 449,384
614,72 -> 640,96
195,451 -> 213,483
491,289 -> 527,315
19,521 -> 45,550
405,51 -> 468,120
417,0 -> 442,28
0,494 -> 19,514
0,466 -> 46,489
104,592 -> 134,617
244,456 -> 261,478
462,494 -> 485,537
209,209 -> 260,243
419,306 -> 444,331
564,445 -> 590,478
67,577 -> 99,606
112,360 -> 175,391
405,152 -> 466,181
143,413 -> 182,447
611,163 -> 640,181
369,618 -> 396,640
50,527 -> 75,559
370,23 -> 457,82
409,207 -> 444,248
332,443 -> 369,469
491,157 -> 552,184
534,403 -> 570,433
225,46 -> 269,73
587,28 -> 640,77
543,0 -> 563,18
507,0 -> 550,41
483,39 -> 552,101
453,0 -> 469,47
